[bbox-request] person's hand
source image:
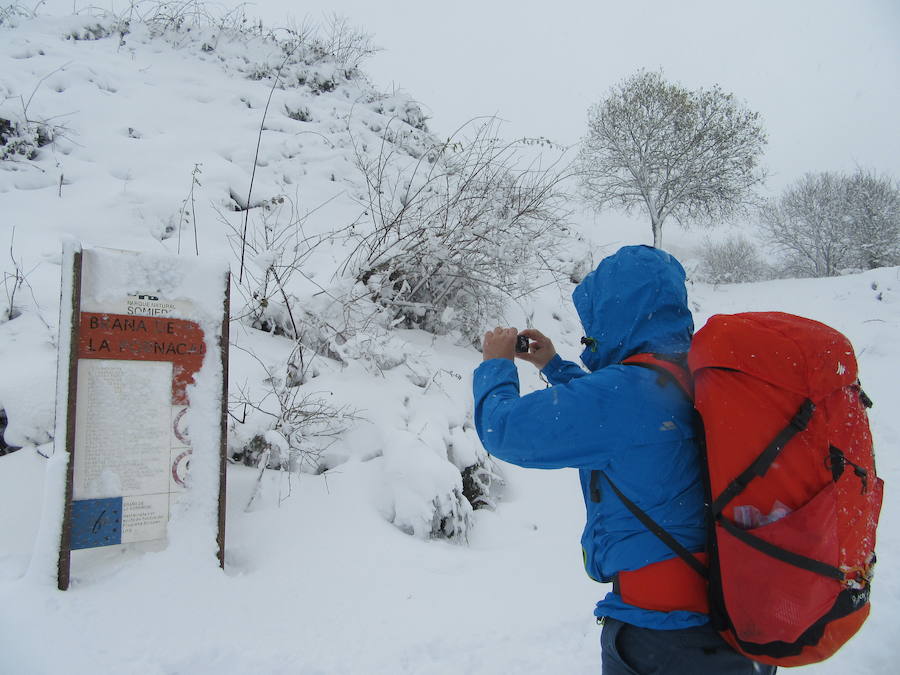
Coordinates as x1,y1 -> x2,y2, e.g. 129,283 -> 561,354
515,328 -> 557,370
482,326 -> 519,362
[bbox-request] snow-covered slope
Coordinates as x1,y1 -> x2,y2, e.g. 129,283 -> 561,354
0,6 -> 491,542
1,6 -> 897,675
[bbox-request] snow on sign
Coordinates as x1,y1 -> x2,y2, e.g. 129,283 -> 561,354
55,243 -> 230,590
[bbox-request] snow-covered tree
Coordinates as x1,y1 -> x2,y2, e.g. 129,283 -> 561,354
760,172 -> 849,277
761,170 -> 900,277
577,70 -> 767,248
844,169 -> 900,270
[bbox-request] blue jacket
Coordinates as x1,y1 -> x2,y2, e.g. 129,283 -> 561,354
472,246 -> 707,629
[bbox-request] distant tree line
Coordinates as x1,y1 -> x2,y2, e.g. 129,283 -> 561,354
576,69 -> 899,280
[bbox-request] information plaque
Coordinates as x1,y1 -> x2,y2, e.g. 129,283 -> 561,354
55,245 -> 229,589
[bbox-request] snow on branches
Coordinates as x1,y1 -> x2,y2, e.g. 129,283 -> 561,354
577,70 -> 767,248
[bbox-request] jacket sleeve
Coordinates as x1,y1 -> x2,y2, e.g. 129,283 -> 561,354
540,353 -> 588,385
472,358 -> 631,469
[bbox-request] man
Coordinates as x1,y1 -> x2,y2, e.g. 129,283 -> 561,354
472,246 -> 775,674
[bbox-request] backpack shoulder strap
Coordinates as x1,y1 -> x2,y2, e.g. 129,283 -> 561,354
600,470 -> 708,580
622,352 -> 694,400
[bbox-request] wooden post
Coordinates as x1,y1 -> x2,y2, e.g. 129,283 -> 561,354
217,273 -> 230,570
58,248 -> 83,591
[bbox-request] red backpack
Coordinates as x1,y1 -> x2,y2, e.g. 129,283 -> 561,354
614,312 -> 883,667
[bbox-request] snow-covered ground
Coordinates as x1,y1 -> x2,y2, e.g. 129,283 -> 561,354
1,6 -> 897,674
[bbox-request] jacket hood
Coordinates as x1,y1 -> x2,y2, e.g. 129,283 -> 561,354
573,246 -> 693,371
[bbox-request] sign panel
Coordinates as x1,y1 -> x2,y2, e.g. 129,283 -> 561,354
55,246 -> 229,589
72,359 -> 173,546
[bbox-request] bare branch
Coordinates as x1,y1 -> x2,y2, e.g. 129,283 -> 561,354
345,117 -> 574,339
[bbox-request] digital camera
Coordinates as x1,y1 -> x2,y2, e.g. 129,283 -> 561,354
515,335 -> 530,353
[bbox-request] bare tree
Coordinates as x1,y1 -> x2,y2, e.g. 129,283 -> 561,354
578,70 -> 767,248
844,169 -> 900,270
761,170 -> 900,277
760,172 -> 849,277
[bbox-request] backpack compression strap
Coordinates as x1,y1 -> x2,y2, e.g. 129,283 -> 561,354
624,353 -> 817,516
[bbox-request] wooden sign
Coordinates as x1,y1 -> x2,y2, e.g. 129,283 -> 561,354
55,244 -> 229,589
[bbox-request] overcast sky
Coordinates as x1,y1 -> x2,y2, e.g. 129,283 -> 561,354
234,0 -> 899,194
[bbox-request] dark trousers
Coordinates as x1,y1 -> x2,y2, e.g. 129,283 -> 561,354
601,618 -> 778,675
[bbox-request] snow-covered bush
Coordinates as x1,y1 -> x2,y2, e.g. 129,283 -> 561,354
0,2 -> 32,27
365,94 -> 429,134
231,360 -> 359,473
387,372 -> 503,541
226,195 -> 346,340
0,116 -> 53,161
381,406 -> 480,543
461,460 -> 502,510
347,117 -> 572,342
0,407 -> 17,456
233,393 -> 357,473
385,443 -> 475,542
320,12 -> 380,71
697,235 -> 770,284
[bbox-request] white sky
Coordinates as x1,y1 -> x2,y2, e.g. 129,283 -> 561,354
58,0 -> 900,193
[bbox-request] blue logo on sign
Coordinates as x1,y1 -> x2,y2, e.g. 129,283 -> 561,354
71,498 -> 123,549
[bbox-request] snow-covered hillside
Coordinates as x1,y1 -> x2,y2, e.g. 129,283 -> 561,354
1,6 -> 897,675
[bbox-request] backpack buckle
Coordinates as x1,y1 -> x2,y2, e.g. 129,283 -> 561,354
790,399 -> 816,431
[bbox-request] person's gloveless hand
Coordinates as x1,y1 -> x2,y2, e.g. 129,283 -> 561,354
515,328 -> 557,370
